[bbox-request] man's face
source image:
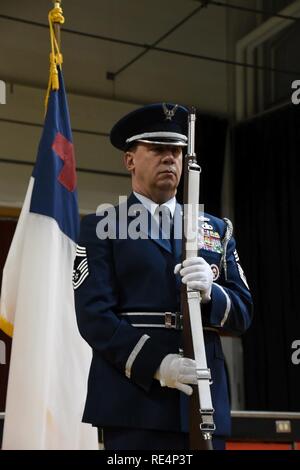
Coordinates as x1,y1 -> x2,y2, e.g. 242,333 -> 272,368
124,143 -> 183,200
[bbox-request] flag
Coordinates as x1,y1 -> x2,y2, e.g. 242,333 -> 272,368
0,67 -> 98,450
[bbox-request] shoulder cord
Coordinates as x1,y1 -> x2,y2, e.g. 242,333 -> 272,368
220,217 -> 233,281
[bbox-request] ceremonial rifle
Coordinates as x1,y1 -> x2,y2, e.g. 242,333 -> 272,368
181,108 -> 215,450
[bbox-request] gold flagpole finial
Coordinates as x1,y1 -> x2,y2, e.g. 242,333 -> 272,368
45,0 -> 65,112
50,0 -> 64,47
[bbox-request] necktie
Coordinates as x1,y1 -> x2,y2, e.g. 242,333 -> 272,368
157,205 -> 174,251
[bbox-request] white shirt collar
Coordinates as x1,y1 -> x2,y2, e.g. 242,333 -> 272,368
133,192 -> 176,218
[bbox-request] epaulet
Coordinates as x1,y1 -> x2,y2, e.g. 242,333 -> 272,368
220,217 -> 233,280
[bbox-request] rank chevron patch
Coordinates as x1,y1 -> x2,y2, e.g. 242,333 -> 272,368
73,245 -> 89,290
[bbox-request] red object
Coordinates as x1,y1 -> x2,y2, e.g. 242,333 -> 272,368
52,132 -> 77,192
226,441 -> 298,450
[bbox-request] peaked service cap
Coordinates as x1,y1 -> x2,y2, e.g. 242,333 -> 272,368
110,103 -> 189,151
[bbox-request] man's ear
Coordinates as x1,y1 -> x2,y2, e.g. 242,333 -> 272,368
124,152 -> 135,172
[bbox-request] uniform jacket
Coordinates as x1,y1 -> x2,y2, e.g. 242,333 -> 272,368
74,193 -> 253,436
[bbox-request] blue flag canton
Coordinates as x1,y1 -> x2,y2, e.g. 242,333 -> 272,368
30,69 -> 79,242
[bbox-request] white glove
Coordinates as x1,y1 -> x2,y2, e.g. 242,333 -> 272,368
154,353 -> 197,396
174,256 -> 213,303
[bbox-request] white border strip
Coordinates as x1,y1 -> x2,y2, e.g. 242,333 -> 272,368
214,283 -> 231,327
125,334 -> 150,379
121,312 -> 165,317
126,131 -> 188,144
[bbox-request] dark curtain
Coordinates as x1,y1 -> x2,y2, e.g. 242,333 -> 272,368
177,112 -> 228,216
233,104 -> 300,411
0,219 -> 16,411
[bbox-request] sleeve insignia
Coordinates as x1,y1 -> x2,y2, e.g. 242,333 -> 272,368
234,250 -> 249,289
73,245 -> 89,290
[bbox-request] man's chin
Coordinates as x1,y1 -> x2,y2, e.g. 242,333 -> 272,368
155,181 -> 177,192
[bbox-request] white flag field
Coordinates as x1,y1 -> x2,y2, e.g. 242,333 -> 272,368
0,69 -> 98,450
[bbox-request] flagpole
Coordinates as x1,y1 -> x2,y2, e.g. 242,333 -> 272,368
52,0 -> 62,47
45,1 -> 64,110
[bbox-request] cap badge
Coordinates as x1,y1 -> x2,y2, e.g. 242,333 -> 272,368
162,103 -> 178,121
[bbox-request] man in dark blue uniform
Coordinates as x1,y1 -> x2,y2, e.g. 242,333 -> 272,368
73,103 -> 253,450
